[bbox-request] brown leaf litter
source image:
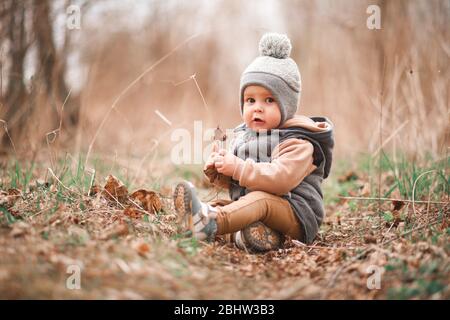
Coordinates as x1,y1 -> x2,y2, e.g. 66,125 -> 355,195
0,170 -> 448,299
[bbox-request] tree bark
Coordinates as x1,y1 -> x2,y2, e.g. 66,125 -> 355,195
33,0 -> 79,128
1,0 -> 28,147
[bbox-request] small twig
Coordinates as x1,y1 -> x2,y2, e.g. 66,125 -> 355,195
86,168 -> 96,195
381,218 -> 443,246
381,222 -> 395,243
291,240 -> 358,251
190,74 -> 209,111
45,89 -> 72,170
101,188 -> 126,210
411,170 -> 438,218
339,217 -> 369,221
47,168 -> 82,198
159,76 -> 193,87
338,195 -> 447,205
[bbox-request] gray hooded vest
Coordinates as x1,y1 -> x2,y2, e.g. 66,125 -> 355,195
229,116 -> 334,244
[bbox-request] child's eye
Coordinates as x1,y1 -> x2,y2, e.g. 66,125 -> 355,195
265,97 -> 275,103
246,98 -> 255,103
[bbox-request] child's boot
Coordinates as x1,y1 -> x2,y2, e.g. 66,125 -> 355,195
233,222 -> 285,253
173,181 -> 218,241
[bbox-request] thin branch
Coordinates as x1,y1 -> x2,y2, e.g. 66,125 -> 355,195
190,74 -> 209,111
411,169 -> 438,217
45,89 -> 72,169
338,195 -> 447,205
47,167 -> 82,198
291,240 -> 359,251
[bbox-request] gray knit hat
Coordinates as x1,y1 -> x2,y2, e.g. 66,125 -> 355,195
240,33 -> 302,126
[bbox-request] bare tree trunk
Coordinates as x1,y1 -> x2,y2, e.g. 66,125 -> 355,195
33,0 -> 79,128
4,0 -> 27,113
1,0 -> 28,147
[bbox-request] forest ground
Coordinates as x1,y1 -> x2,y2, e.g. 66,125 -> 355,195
0,153 -> 448,299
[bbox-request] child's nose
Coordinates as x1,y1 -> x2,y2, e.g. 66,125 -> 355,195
254,104 -> 263,112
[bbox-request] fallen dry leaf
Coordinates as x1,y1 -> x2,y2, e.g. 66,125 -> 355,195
359,182 -> 371,197
123,206 -> 143,219
0,188 -> 22,207
129,189 -> 162,214
337,170 -> 358,183
89,185 -> 101,196
364,235 -> 377,244
8,188 -> 21,196
133,241 -> 151,256
392,210 -> 403,227
102,175 -> 128,204
392,199 -> 406,211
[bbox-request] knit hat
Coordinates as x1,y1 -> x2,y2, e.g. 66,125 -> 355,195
240,33 -> 302,126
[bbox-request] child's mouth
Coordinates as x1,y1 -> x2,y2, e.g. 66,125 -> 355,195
252,118 -> 265,123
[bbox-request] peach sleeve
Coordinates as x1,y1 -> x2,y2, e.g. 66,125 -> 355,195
231,138 -> 317,195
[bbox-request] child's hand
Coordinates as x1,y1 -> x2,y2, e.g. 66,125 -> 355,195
204,142 -> 219,171
214,149 -> 241,177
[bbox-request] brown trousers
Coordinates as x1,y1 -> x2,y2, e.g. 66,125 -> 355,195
214,191 -> 302,239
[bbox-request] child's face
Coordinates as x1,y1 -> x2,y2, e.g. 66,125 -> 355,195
242,86 -> 281,131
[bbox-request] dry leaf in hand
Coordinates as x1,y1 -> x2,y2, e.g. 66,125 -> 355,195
102,175 -> 128,204
204,167 -> 218,184
214,125 -> 227,142
204,125 -> 230,188
130,189 -> 162,214
203,167 -> 230,189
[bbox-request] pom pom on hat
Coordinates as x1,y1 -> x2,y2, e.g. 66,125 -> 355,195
258,33 -> 292,59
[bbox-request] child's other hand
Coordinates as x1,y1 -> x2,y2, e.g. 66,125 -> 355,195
214,149 -> 241,177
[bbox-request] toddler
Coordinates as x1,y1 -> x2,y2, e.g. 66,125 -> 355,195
173,33 -> 334,252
